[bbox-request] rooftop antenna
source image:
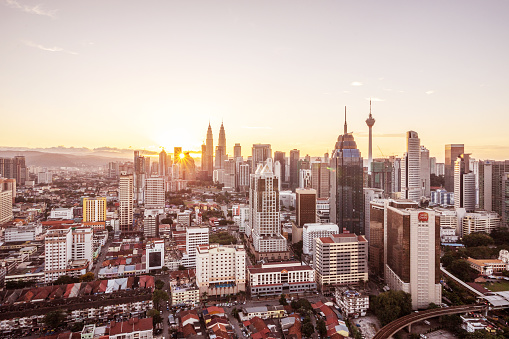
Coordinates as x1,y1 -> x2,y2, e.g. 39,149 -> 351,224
344,106 -> 347,135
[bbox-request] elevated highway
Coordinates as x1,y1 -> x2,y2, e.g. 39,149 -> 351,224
373,303 -> 487,339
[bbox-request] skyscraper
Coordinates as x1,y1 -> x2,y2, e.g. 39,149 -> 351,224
454,154 -> 476,212
159,149 -> 168,176
420,146 -> 430,197
145,177 -> 165,210
215,121 -> 227,169
83,197 -> 107,222
401,131 -> 421,201
234,143 -> 242,159
119,172 -> 134,232
289,149 -> 300,191
250,158 -> 287,258
445,144 -> 464,192
251,144 -> 272,171
203,123 -> 214,176
274,151 -> 286,186
366,100 -> 375,174
296,188 -> 317,226
330,108 -> 364,235
311,161 -> 330,198
0,178 -> 15,224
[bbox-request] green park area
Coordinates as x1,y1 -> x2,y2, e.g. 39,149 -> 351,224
484,280 -> 509,292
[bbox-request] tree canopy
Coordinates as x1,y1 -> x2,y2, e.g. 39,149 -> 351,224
462,233 -> 494,247
44,310 -> 66,329
371,290 -> 412,326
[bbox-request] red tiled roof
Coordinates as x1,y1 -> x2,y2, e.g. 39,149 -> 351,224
182,324 -> 197,337
109,318 -> 152,335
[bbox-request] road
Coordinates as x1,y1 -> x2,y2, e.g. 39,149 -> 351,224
93,235 -> 114,277
373,303 -> 487,339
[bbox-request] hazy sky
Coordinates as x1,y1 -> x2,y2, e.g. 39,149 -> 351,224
1,0 -> 508,162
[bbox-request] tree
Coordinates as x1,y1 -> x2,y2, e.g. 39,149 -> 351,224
54,275 -> 78,285
106,225 -> 113,232
152,289 -> 169,310
448,259 -> 475,282
291,241 -> 303,260
290,300 -> 298,310
160,218 -> 173,225
147,309 -> 162,327
279,294 -> 288,306
201,292 -> 208,306
80,272 -> 95,282
302,322 -> 314,337
162,266 -> 169,274
462,233 -> 494,247
155,279 -> 165,290
371,290 -> 412,326
178,265 -> 187,270
44,310 -> 66,329
70,322 -> 84,332
231,308 -> 240,321
317,318 -> 327,338
428,303 -> 439,309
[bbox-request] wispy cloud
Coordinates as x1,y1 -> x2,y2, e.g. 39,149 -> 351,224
425,90 -> 435,95
350,81 -> 363,86
5,0 -> 58,18
23,40 -> 78,55
366,97 -> 385,102
355,132 -> 405,138
241,126 -> 272,130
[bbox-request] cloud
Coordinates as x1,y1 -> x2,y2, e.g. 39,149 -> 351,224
23,40 -> 78,55
5,0 -> 58,18
425,90 -> 435,95
350,82 -> 363,86
366,97 -> 385,102
355,132 -> 405,138
241,126 -> 272,130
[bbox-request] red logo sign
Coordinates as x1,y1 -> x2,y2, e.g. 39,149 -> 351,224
418,212 -> 428,221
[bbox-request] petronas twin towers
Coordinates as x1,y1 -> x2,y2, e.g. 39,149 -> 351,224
202,121 -> 226,177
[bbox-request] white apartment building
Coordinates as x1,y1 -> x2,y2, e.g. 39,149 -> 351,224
119,172 -> 134,232
0,179 -> 15,224
145,177 -> 165,211
50,207 -> 74,220
280,190 -> 296,209
44,226 -> 73,283
170,284 -> 200,306
250,159 -> 287,253
335,288 -> 369,317
302,223 -> 339,255
462,211 -> 501,236
144,209 -> 160,238
72,227 -> 93,262
4,223 -> 42,242
248,261 -> 316,297
454,154 -> 476,212
233,204 -> 249,233
434,208 -> 460,242
177,211 -> 192,227
183,226 -> 209,268
314,234 -> 368,290
83,197 -> 107,222
37,171 -> 52,184
299,169 -> 312,189
196,243 -> 246,296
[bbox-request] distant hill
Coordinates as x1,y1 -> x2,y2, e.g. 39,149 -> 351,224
0,151 -> 129,167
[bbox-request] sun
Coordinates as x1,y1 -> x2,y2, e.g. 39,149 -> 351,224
179,153 -> 185,159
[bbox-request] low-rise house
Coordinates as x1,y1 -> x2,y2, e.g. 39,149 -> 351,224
335,287 -> 369,317
238,305 -> 286,321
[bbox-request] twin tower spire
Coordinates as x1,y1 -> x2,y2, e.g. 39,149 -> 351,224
203,121 -> 226,176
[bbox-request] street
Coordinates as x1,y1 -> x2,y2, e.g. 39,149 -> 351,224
93,235 -> 114,277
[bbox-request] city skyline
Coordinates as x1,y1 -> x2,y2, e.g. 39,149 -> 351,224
2,1 -> 509,161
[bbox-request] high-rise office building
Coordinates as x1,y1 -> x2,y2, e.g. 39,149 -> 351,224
174,147 -> 183,163
401,131 -> 421,201
380,201 -> 441,310
330,109 -> 364,235
289,149 -> 300,191
366,100 -> 375,174
370,159 -> 392,195
83,197 -> 107,222
302,223 -> 339,255
250,158 -> 287,256
420,146 -> 430,197
462,211 -> 500,236
479,160 -> 509,224
299,169 -> 312,189
274,151 -> 286,185
108,162 -> 119,179
119,172 -> 134,232
234,143 -> 242,159
0,178 -> 15,224
0,156 -> 26,186
202,123 -> 214,176
311,161 -> 330,199
145,177 -> 165,210
159,149 -> 168,176
72,227 -> 93,262
144,209 -> 160,238
296,188 -> 317,227
390,156 -> 402,194
252,144 -> 272,171
215,122 -> 227,169
454,154 -> 476,212
223,159 -> 236,189
445,144 -> 464,192
184,227 -> 209,268
430,157 -> 437,176
133,151 -> 146,204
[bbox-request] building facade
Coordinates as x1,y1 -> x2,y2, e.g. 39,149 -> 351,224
83,197 -> 107,222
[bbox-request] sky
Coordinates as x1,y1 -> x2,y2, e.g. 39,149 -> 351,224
1,0 -> 509,162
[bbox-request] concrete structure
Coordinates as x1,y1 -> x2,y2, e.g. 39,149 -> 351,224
420,146 -> 430,197
44,226 -> 73,283
311,160 -> 330,199
146,239 -> 164,272
50,207 -> 74,219
289,149 -> 300,191
143,209 -> 160,238
330,108 -> 364,235
250,158 -> 287,254
170,284 -> 200,306
203,123 -> 214,176
364,188 -> 384,242
4,223 -> 42,242
314,233 -> 368,291
37,170 -> 52,184
196,244 -> 246,296
252,144 -> 272,171
466,257 -> 508,275
302,223 -> 339,255
83,197 -> 107,222
299,169 -> 312,189
461,211 -> 500,236
119,172 -> 134,232
177,211 -> 192,227
366,100 -> 376,174
72,227 -> 93,262
109,317 -> 153,339
232,204 -> 249,233
215,121 -> 227,170
335,287 -> 369,317
248,261 -> 316,297
401,131 -> 421,202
